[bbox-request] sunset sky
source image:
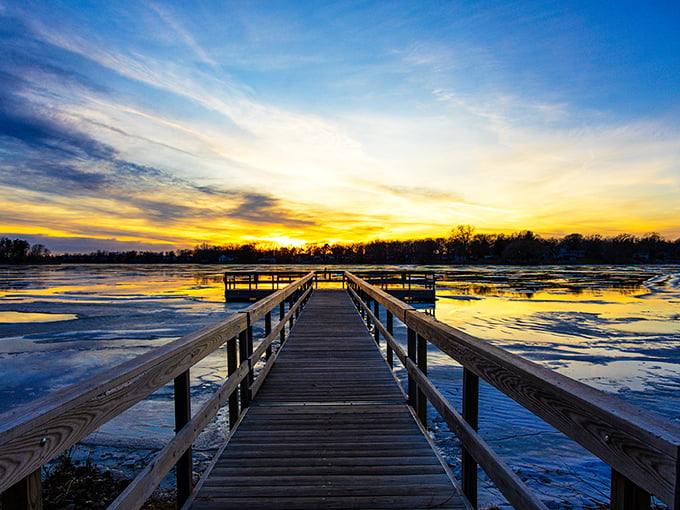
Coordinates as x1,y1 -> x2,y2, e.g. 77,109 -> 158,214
1,1 -> 679,252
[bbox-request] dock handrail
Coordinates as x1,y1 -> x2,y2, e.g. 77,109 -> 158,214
224,269 -> 435,288
0,272 -> 315,509
345,271 -> 680,510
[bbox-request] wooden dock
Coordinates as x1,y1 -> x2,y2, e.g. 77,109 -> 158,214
3,271 -> 679,510
189,289 -> 465,509
223,270 -> 436,302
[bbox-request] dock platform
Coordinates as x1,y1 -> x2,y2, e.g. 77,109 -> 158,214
224,270 -> 437,302
190,289 -> 465,509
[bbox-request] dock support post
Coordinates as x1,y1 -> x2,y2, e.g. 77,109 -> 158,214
417,333 -> 427,423
2,469 -> 42,510
373,300 -> 380,344
174,369 -> 192,506
246,315 -> 254,396
462,368 -> 479,509
407,327 -> 417,409
239,326 -> 251,409
367,297 -> 372,330
227,336 -> 239,429
386,311 -> 394,367
610,469 -> 650,510
279,302 -> 286,343
264,312 -> 272,360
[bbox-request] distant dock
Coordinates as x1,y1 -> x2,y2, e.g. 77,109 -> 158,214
223,269 -> 436,302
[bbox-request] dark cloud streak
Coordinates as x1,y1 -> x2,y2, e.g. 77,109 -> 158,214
0,95 -> 117,161
0,11 -> 318,238
1,233 -> 178,254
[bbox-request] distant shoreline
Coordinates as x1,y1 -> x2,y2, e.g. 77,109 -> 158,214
3,260 -> 680,266
3,231 -> 680,265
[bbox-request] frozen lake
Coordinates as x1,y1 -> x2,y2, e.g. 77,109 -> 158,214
1,264 -> 678,508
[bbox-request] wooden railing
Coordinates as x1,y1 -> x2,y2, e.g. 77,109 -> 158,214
223,269 -> 434,289
0,273 -> 315,510
349,270 -> 436,290
223,270 -> 310,290
345,271 -> 680,510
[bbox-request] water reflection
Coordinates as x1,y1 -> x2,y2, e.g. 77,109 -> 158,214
436,266 -> 652,298
1,264 -> 678,508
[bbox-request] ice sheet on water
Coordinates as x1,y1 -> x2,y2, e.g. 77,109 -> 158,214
1,264 -> 679,509
422,265 -> 680,508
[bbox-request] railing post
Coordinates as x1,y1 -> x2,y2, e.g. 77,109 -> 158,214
373,300 -> 380,344
264,311 -> 272,360
407,327 -> 417,409
386,311 -> 394,367
288,296 -> 294,329
462,367 -> 479,509
280,301 -> 286,343
417,333 -> 427,423
2,469 -> 42,510
239,320 -> 252,409
365,296 -> 372,331
247,315 -> 254,392
227,336 -> 239,429
174,369 -> 192,506
611,469 -> 651,510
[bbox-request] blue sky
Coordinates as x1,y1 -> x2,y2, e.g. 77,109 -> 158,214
1,0 -> 679,251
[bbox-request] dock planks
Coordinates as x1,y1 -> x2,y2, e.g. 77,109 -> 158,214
190,289 -> 466,509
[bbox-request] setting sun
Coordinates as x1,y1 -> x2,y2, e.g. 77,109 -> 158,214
258,236 -> 309,248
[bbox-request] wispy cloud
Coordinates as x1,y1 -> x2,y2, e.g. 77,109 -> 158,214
1,1 -> 679,249
146,2 -> 218,68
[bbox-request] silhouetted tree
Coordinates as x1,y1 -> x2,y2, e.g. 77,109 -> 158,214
502,231 -> 546,264
0,238 -> 29,262
5,228 -> 679,265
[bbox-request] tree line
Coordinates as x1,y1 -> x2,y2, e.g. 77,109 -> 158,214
2,227 -> 680,265
0,238 -> 51,263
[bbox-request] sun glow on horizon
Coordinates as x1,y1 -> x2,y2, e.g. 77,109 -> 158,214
256,236 -> 309,248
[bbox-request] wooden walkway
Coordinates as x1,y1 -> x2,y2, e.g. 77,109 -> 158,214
190,289 -> 466,509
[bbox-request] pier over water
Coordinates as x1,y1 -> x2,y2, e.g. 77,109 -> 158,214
190,289 -> 463,509
223,269 -> 436,302
1,271 -> 679,510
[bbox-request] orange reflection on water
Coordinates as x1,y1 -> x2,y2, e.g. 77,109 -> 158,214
0,266 -> 229,305
436,286 -> 678,343
0,311 -> 78,323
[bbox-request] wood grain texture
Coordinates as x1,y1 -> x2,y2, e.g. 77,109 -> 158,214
1,468 -> 41,510
190,289 -> 466,510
